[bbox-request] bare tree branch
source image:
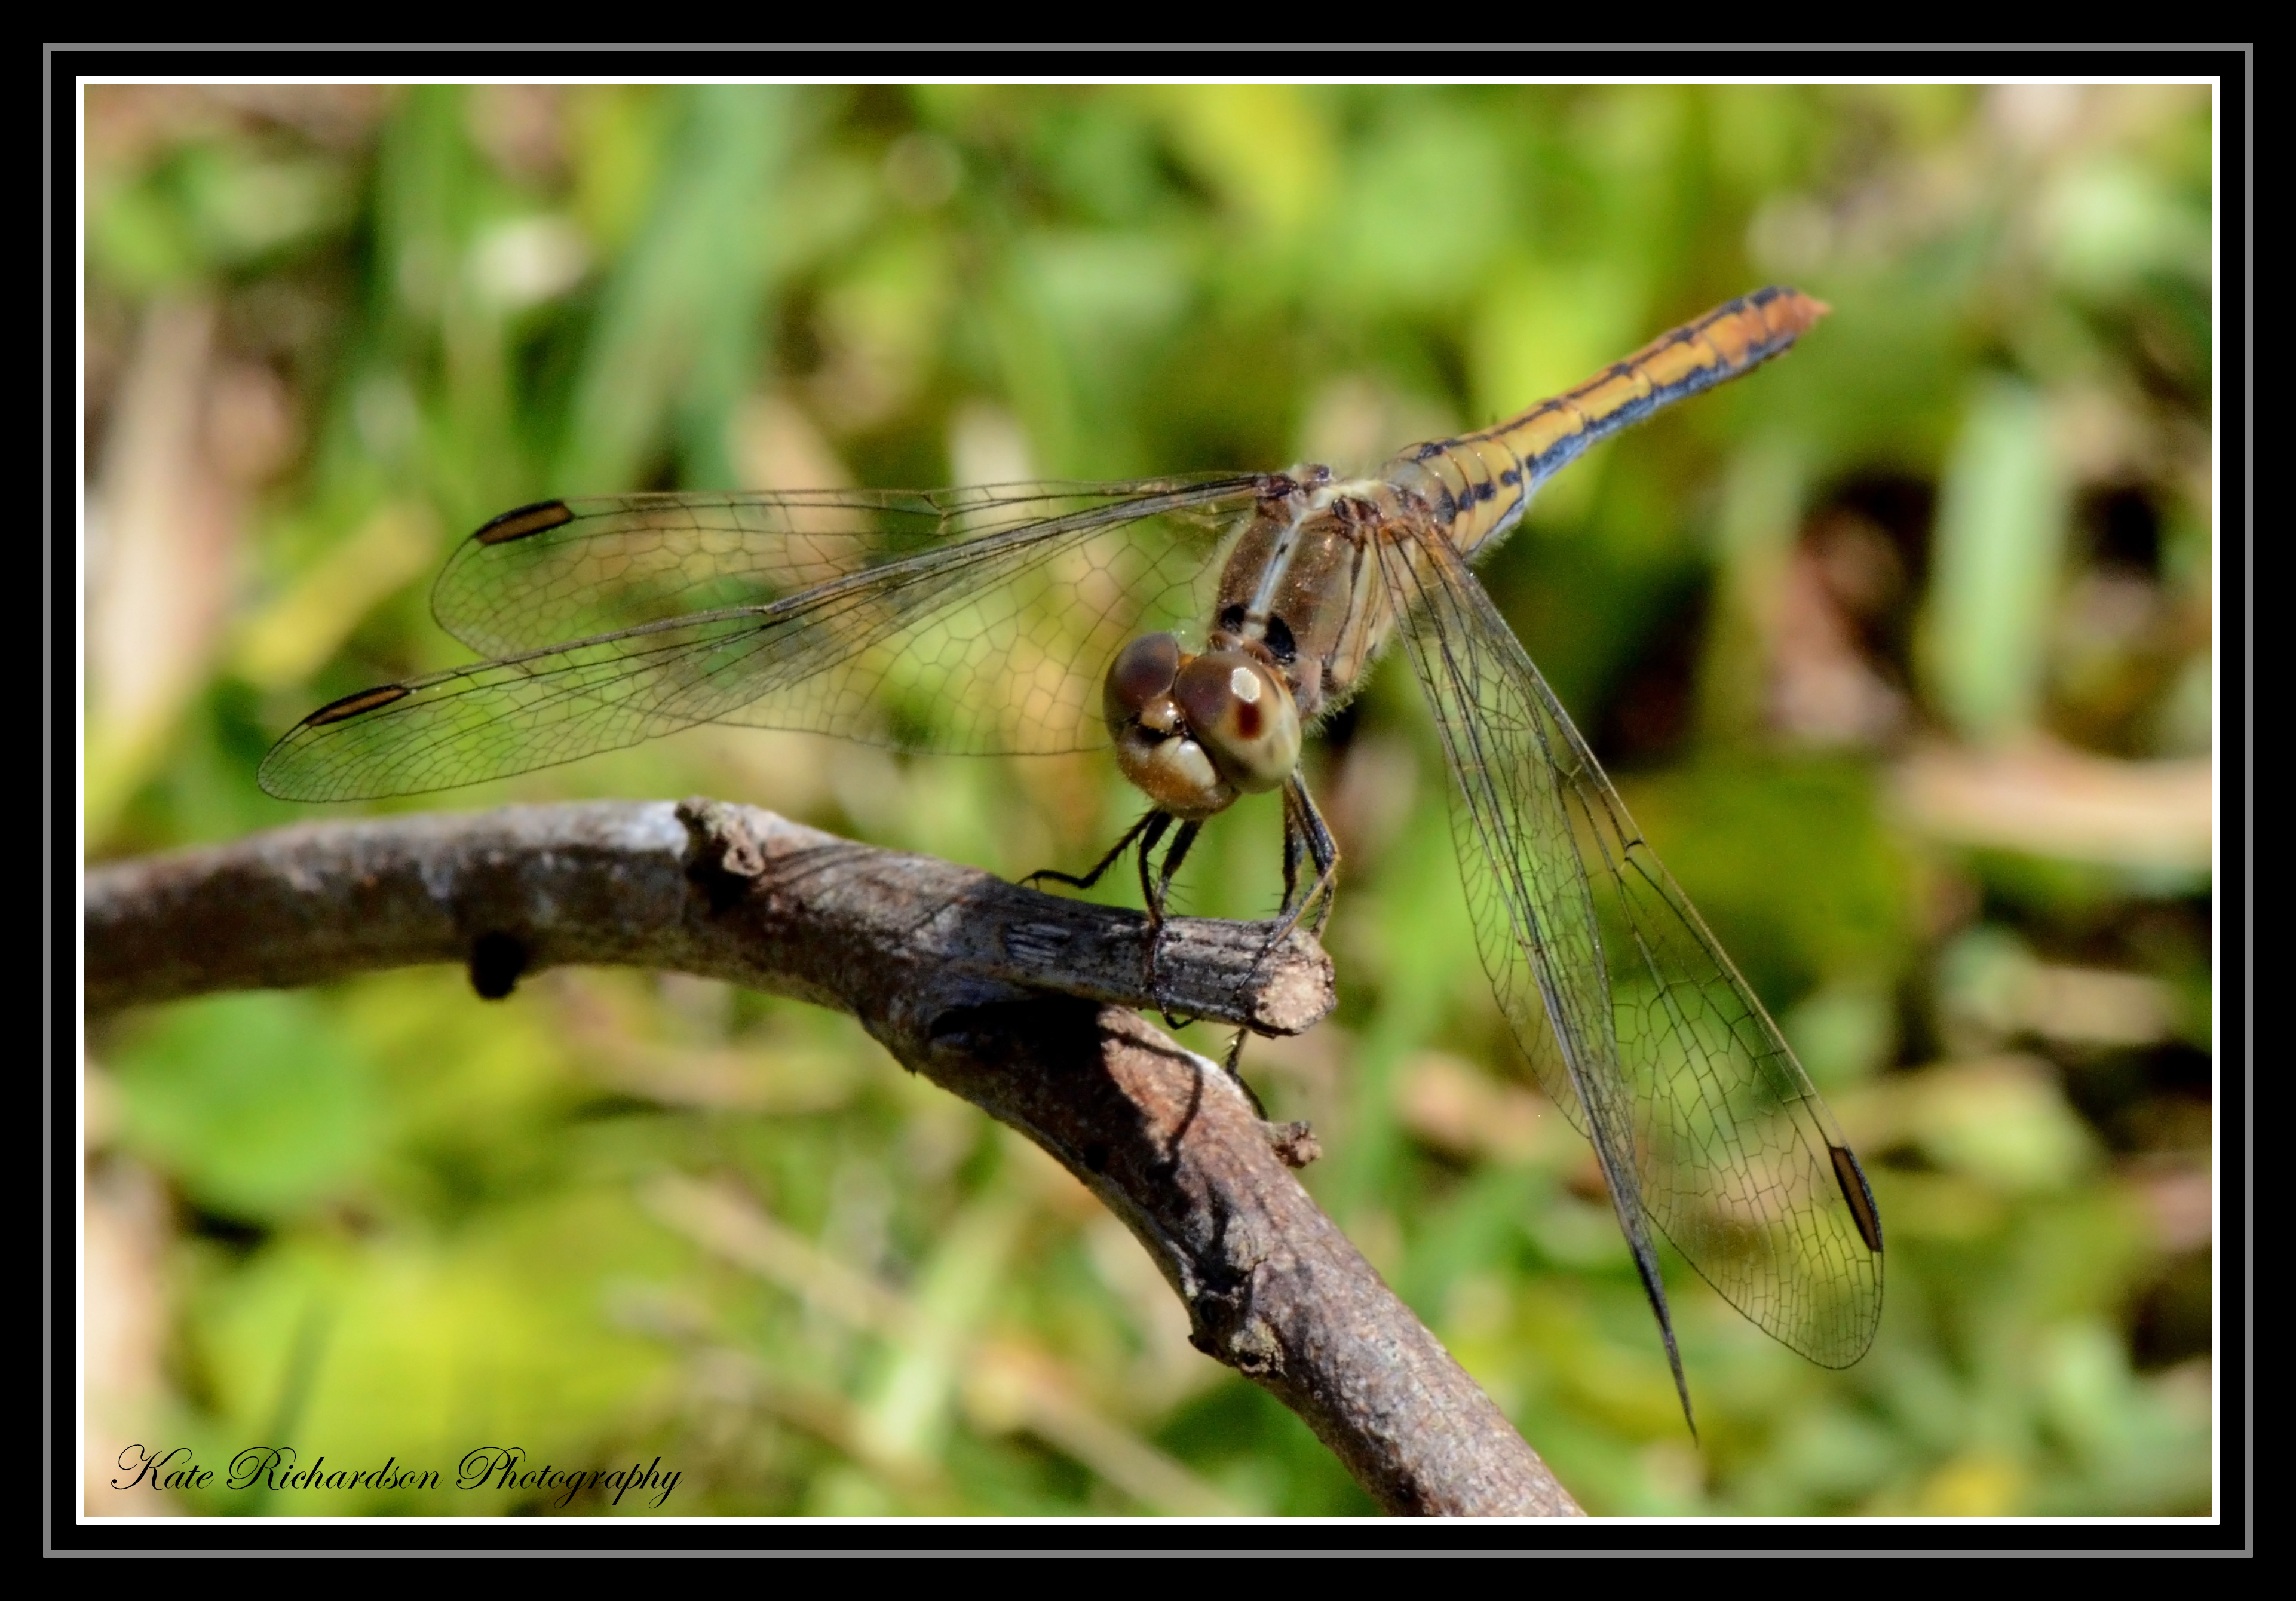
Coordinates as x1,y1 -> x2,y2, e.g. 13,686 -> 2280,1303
83,799 -> 1583,1517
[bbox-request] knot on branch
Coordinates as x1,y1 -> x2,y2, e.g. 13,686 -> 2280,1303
1188,1274 -> 1287,1379
1263,1120 -> 1321,1168
677,796 -> 770,913
467,930 -> 530,999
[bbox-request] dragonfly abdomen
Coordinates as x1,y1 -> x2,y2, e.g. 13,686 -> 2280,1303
1387,286 -> 1830,563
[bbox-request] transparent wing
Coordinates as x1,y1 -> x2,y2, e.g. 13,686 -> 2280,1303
259,476 -> 1268,802
430,479 -> 1249,655
1378,527 -> 1884,1374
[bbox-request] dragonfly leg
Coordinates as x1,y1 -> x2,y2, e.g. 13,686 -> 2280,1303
1218,1026 -> 1268,1118
1130,811 -> 1178,914
1023,808 -> 1164,893
1264,775 -> 1341,947
1217,778 -> 1344,1092
1024,810 -> 1204,1026
1280,796 -> 1305,910
1142,818 -> 1201,1027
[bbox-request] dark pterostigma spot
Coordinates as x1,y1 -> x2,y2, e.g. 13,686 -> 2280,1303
473,499 -> 575,545
304,683 -> 410,726
1830,1143 -> 1886,1254
468,931 -> 529,1000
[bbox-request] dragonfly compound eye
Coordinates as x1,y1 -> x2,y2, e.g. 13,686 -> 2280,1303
1106,633 -> 1236,819
1104,632 -> 1182,737
1174,650 -> 1301,795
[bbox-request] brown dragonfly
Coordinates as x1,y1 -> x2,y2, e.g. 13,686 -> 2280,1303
262,287 -> 1884,1434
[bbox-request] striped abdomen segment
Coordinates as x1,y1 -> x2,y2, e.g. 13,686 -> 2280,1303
1385,286 -> 1829,560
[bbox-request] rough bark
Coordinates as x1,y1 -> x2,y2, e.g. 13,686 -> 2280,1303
84,798 -> 1582,1517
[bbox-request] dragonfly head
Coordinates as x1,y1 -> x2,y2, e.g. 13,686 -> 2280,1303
1105,632 -> 1302,818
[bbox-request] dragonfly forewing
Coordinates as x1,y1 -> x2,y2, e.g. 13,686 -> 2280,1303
704,482 -> 1263,755
1377,524 -> 1884,1373
260,477 -> 1271,801
431,479 -> 1259,658
259,604 -> 853,802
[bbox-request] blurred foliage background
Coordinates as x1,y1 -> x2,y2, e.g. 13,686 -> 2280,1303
82,82 -> 2215,1517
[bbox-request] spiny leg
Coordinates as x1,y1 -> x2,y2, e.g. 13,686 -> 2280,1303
1023,810 -> 1213,1028
1270,775 -> 1341,943
1222,778 -> 1343,1103
1023,808 -> 1166,893
1280,793 -> 1307,915
1218,1026 -> 1268,1118
1130,812 -> 1179,916
1142,818 -> 1201,1026
1151,820 -> 1202,912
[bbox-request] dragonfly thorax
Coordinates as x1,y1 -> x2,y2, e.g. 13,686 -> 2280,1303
1205,478 -> 1410,727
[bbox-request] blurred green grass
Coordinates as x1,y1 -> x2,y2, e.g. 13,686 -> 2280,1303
83,82 -> 2214,1517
